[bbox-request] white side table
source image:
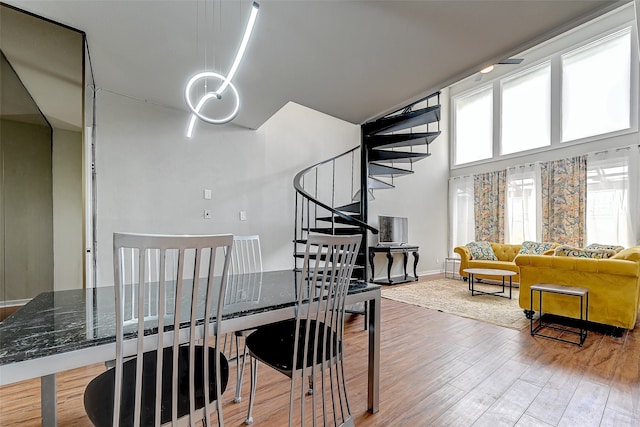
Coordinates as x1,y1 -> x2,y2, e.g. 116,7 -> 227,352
444,257 -> 461,280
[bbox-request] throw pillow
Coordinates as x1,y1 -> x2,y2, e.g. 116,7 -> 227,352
612,247 -> 640,262
518,241 -> 556,255
554,245 -> 617,259
466,242 -> 498,260
585,243 -> 625,254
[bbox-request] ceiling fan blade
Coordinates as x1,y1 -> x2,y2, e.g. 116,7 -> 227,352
498,58 -> 524,65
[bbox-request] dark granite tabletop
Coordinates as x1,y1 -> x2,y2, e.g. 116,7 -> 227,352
0,269 -> 377,368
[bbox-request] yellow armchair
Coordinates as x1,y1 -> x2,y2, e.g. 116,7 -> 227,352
454,243 -> 523,282
515,246 -> 640,329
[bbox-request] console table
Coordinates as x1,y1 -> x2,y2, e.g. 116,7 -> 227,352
369,245 -> 419,285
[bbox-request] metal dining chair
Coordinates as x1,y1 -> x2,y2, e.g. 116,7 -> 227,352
244,234 -> 361,426
83,233 -> 233,427
225,235 -> 263,403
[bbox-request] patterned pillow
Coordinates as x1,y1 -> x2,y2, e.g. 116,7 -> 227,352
585,243 -> 625,254
554,245 -> 617,259
466,242 -> 498,260
518,241 -> 556,255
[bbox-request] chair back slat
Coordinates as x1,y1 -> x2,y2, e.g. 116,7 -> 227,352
290,234 -> 360,427
230,235 -> 263,274
112,233 -> 233,427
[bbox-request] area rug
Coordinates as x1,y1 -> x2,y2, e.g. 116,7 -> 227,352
381,278 -> 529,330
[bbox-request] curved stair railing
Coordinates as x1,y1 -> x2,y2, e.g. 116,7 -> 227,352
293,146 -> 377,279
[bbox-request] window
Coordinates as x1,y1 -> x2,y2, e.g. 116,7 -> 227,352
448,176 -> 475,254
450,15 -> 636,167
505,166 -> 540,243
586,156 -> 635,247
501,63 -> 551,155
453,87 -> 492,165
562,28 -> 631,142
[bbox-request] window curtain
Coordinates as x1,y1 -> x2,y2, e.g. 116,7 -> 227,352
540,156 -> 587,246
448,175 -> 475,254
474,170 -> 506,242
506,164 -> 542,244
586,146 -> 640,247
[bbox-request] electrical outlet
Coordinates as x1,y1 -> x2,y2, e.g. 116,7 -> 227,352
436,258 -> 440,264
204,209 -> 212,219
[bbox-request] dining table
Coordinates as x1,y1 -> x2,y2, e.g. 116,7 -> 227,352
0,269 -> 381,426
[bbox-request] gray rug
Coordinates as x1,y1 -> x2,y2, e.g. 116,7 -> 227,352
381,278 -> 529,330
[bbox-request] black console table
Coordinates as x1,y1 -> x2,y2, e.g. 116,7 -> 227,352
369,245 -> 419,285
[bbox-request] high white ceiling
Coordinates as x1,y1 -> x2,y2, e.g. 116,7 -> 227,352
3,0 -> 631,130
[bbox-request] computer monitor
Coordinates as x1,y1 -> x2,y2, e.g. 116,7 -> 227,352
378,216 -> 408,245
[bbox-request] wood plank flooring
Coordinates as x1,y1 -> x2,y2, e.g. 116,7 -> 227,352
1,275 -> 639,426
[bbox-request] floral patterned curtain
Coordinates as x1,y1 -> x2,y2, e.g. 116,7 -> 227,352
473,170 -> 506,242
540,156 -> 587,246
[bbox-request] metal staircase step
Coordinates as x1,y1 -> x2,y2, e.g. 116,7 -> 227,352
368,150 -> 430,164
335,202 -> 361,213
363,105 -> 441,135
317,214 -> 363,224
308,227 -> 362,235
368,176 -> 394,190
366,131 -> 441,149
368,162 -> 413,177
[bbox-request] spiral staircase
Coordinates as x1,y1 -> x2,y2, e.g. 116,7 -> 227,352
293,92 -> 441,281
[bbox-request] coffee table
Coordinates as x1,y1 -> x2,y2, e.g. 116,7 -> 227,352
463,268 -> 517,299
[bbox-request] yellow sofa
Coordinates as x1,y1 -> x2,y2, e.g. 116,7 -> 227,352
454,243 -> 524,282
515,246 -> 640,330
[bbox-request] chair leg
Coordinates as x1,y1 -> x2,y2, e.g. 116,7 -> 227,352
245,357 -> 258,425
307,375 -> 313,395
234,334 -> 246,403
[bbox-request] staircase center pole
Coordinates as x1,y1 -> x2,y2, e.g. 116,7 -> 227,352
360,127 -> 369,281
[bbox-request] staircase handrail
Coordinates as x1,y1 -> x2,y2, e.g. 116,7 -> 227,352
294,146 -> 378,234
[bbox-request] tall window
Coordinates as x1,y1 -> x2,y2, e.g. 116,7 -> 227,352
562,28 -> 631,142
501,63 -> 551,154
454,87 -> 492,165
586,153 -> 638,247
505,166 -> 540,243
448,176 -> 475,254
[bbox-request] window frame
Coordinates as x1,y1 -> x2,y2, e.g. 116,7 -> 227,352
451,84 -> 495,166
450,19 -> 638,169
500,61 -> 552,156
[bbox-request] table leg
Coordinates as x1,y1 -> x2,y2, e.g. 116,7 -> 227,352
509,276 -> 512,299
385,252 -> 393,284
367,294 -> 380,414
368,249 -> 375,281
41,374 -> 57,426
402,251 -> 409,280
412,251 -> 419,280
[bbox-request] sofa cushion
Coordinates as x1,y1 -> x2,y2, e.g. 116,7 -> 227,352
466,242 -> 497,260
554,245 -> 617,259
586,243 -> 625,254
468,259 -> 519,273
518,241 -> 556,255
611,246 -> 640,262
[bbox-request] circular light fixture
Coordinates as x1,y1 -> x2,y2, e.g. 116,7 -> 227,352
185,71 -> 240,125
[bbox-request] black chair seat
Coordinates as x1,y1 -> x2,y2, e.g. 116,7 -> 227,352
84,345 -> 229,427
246,319 -> 340,376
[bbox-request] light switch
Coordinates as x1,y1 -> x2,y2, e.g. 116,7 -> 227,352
203,189 -> 212,200
239,211 -> 247,221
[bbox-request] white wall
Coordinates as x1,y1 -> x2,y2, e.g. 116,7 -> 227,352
94,91 -> 360,286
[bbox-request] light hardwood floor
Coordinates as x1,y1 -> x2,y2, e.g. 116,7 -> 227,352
1,275 -> 638,426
